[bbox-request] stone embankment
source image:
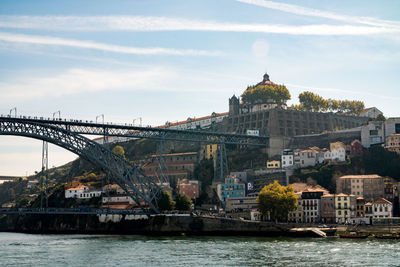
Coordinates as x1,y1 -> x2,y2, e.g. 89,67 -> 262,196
0,213 -> 323,236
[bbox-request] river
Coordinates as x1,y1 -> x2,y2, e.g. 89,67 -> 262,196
0,232 -> 399,266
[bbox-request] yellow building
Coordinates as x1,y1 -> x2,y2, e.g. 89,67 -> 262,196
267,160 -> 281,169
335,193 -> 353,224
205,144 -> 218,160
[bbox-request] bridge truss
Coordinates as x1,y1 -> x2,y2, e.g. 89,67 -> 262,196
0,115 -> 269,213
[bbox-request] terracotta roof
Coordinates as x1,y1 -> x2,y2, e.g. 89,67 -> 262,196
66,185 -> 88,191
336,193 -> 348,197
339,174 -> 382,179
356,196 -> 365,200
322,194 -> 334,197
162,112 -> 228,127
290,183 -> 328,193
372,198 -> 392,205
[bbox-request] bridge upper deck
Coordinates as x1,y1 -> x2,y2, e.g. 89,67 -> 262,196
0,115 -> 269,146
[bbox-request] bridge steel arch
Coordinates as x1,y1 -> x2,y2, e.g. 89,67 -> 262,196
0,118 -> 160,213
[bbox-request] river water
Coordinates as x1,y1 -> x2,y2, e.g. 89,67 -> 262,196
0,232 -> 399,266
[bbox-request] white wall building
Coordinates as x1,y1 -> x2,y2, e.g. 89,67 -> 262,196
372,198 -> 392,218
281,149 -> 294,168
299,150 -> 317,168
65,185 -> 89,198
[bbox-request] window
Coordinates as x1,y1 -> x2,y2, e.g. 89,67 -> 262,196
370,129 -> 378,136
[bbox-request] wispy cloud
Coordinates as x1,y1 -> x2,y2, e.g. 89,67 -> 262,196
0,16 -> 398,35
237,0 -> 400,30
0,67 -> 241,103
0,32 -> 221,56
0,68 -> 177,102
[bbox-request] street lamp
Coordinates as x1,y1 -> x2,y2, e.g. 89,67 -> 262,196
96,114 -> 104,124
133,117 -> 142,126
9,107 -> 17,117
52,111 -> 61,120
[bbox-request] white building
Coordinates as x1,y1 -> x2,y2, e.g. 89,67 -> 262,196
65,185 -> 88,198
360,107 -> 383,119
371,198 -> 392,218
281,149 -> 294,168
164,112 -> 228,130
299,149 -> 317,168
324,142 -> 346,162
65,185 -> 102,199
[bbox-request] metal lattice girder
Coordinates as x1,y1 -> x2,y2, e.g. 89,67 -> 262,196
1,116 -> 269,146
0,118 -> 160,213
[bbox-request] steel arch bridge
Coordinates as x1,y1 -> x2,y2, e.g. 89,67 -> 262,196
0,117 -> 161,213
0,115 -> 269,214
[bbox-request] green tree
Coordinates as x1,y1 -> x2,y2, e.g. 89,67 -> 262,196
112,145 -> 125,158
257,180 -> 297,221
241,84 -> 291,106
175,193 -> 192,211
375,113 -> 386,121
157,191 -> 175,211
298,91 -> 327,112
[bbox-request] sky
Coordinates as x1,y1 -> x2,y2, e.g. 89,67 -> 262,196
0,0 -> 399,176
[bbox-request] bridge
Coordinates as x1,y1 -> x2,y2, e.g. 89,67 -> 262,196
0,114 -> 269,214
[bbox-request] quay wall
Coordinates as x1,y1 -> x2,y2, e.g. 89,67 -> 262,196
0,214 -> 302,236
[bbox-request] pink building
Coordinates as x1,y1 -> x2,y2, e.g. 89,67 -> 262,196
179,180 -> 200,199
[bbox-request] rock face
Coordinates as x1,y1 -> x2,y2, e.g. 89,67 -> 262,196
0,214 -> 294,236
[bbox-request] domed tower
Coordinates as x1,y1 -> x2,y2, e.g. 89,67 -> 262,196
229,95 -> 240,115
263,73 -> 270,82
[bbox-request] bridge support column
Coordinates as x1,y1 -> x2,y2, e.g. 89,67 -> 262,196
40,141 -> 49,209
214,143 -> 228,182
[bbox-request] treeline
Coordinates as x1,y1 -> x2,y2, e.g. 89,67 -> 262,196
241,85 -> 365,115
241,84 -> 291,105
291,91 -> 365,115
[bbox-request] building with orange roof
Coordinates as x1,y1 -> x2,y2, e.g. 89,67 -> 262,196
336,174 -> 385,201
65,185 -> 102,199
178,180 -> 200,200
371,198 -> 392,218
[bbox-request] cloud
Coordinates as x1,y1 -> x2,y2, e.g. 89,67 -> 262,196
0,67 -> 243,103
0,16 -> 399,36
0,31 -> 221,56
237,0 -> 400,30
0,68 -> 179,102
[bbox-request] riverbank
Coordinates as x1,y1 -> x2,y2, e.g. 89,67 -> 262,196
1,213 -> 398,237
0,213 -> 325,237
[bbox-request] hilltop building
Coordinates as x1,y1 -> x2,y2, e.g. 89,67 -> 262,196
360,107 -> 383,119
225,73 -> 368,156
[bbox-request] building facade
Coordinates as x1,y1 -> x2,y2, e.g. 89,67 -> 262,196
142,152 -> 199,182
386,134 -> 400,155
178,180 -> 200,199
321,194 -> 335,223
218,176 -> 246,201
336,175 -> 385,201
281,149 -> 294,168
